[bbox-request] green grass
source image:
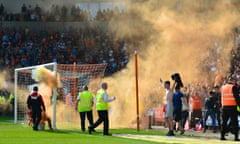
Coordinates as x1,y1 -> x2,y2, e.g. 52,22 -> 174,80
0,120 -> 164,144
0,116 -> 13,121
0,117 -> 238,144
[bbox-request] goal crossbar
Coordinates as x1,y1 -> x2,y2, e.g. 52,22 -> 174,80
15,62 -> 56,72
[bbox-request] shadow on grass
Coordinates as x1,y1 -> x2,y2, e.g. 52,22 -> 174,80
110,128 -> 166,136
44,129 -> 82,134
0,116 -> 14,121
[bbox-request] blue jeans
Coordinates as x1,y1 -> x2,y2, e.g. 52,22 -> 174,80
203,109 -> 216,129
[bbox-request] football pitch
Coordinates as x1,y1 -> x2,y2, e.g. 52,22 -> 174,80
0,119 -> 237,144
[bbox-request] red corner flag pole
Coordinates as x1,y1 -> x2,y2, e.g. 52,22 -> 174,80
135,51 -> 140,131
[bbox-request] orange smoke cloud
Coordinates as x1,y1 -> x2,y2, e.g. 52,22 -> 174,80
32,66 -> 62,89
102,1 -> 240,128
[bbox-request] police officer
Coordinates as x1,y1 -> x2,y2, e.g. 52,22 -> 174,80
75,85 -> 94,132
27,86 -> 46,131
220,77 -> 240,141
88,82 -> 116,136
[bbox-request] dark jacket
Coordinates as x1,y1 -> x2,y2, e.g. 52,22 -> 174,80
27,92 -> 45,111
232,85 -> 240,106
205,96 -> 215,110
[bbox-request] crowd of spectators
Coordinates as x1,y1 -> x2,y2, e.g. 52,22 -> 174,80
230,31 -> 240,74
0,26 -> 130,78
0,3 -> 131,22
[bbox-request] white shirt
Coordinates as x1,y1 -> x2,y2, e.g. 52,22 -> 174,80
164,89 -> 173,105
103,93 -> 115,102
77,95 -> 80,101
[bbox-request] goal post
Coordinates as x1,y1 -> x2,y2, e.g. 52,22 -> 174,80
14,62 -> 107,129
52,62 -> 57,129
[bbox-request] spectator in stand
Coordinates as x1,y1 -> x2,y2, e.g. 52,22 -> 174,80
96,9 -> 103,21
61,5 -> 67,21
34,4 -> 41,21
21,4 -> 27,14
0,3 -> 130,22
0,3 -> 4,16
0,26 -> 130,77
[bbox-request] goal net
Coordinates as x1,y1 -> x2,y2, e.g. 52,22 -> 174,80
14,62 -> 107,129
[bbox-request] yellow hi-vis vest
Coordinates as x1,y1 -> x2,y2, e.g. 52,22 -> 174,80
96,89 -> 108,110
0,96 -> 3,105
221,84 -> 237,106
237,106 -> 240,112
8,93 -> 14,103
0,96 -> 6,105
77,91 -> 93,112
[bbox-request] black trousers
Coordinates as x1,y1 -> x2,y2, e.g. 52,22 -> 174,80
92,110 -> 109,135
46,117 -> 52,129
190,109 -> 202,128
216,111 -> 221,129
79,111 -> 94,131
32,109 -> 41,130
173,109 -> 182,122
221,106 -> 239,139
181,110 -> 188,129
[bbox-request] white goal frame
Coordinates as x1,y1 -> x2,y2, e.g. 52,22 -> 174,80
14,62 -> 107,129
14,62 -> 58,129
